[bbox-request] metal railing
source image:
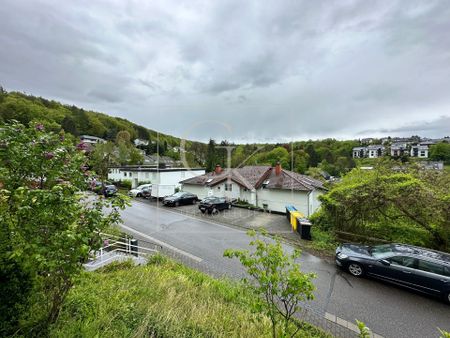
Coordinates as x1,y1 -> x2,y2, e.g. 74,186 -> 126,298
85,233 -> 162,269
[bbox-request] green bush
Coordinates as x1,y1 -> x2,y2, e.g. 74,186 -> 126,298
120,179 -> 132,190
0,256 -> 33,336
315,165 -> 450,252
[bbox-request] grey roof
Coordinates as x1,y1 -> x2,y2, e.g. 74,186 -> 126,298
180,165 -> 326,192
80,135 -> 105,141
366,144 -> 384,150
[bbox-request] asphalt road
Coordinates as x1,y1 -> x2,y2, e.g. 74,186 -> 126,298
116,199 -> 450,338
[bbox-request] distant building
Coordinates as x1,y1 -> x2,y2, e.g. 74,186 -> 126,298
352,147 -> 367,158
352,145 -> 385,159
410,144 -> 429,158
108,165 -> 205,194
180,163 -> 326,216
80,135 -> 106,145
367,145 -> 385,158
134,139 -> 149,146
390,142 -> 409,157
143,155 -> 182,167
361,138 -> 374,145
419,161 -> 444,170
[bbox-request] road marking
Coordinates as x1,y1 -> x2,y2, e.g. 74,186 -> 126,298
119,223 -> 203,263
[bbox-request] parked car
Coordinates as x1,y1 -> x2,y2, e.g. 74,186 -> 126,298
128,184 -> 152,197
103,184 -> 118,197
141,186 -> 152,199
198,196 -> 232,214
335,243 -> 450,303
89,180 -> 114,194
90,181 -> 103,194
162,192 -> 198,206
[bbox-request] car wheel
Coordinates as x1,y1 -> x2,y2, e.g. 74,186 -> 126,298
212,208 -> 219,215
192,199 -> 196,204
137,193 -> 141,197
200,209 -> 206,214
228,203 -> 232,209
444,291 -> 450,305
348,262 -> 364,277
175,201 -> 179,207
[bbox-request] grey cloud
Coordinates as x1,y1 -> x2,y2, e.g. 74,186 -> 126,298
0,0 -> 449,142
360,116 -> 450,137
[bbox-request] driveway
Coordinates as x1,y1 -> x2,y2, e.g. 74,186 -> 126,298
117,198 -> 450,338
154,200 -> 302,243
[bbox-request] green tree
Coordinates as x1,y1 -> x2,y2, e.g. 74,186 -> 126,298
305,144 -> 320,167
430,142 -> 450,164
0,122 -> 128,334
206,139 -> 217,172
265,146 -> 289,168
90,141 -> 117,181
224,230 -> 316,338
129,147 -> 144,165
61,115 -> 79,136
115,130 -> 131,144
293,150 -> 309,174
317,165 -> 450,250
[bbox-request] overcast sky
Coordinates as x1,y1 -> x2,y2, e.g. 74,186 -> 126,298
1,0 -> 449,142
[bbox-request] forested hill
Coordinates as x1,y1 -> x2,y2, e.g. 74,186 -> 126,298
0,87 -> 197,149
0,86 -> 366,176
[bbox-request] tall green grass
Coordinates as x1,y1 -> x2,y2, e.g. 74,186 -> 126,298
50,255 -> 329,338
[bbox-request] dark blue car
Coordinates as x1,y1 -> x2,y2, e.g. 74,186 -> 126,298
336,243 -> 450,304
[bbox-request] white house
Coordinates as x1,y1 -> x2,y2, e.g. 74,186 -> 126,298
108,165 -> 205,192
80,135 -> 106,145
390,142 -> 409,157
134,139 -> 149,146
410,144 -> 429,158
352,147 -> 366,158
352,145 -> 385,158
180,164 -> 326,216
366,145 -> 385,158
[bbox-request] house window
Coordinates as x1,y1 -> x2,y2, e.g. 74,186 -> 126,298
225,183 -> 232,191
129,172 -> 133,177
124,172 -> 127,177
420,151 -> 426,157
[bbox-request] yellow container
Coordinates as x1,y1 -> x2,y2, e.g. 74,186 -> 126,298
290,211 -> 304,230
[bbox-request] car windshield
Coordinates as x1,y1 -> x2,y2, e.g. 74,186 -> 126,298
370,244 -> 395,259
202,197 -> 216,202
171,192 -> 185,197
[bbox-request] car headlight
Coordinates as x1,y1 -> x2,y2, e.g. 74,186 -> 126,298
337,253 -> 348,260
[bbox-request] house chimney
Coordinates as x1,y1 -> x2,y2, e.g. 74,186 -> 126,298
275,161 -> 282,176
215,164 -> 222,175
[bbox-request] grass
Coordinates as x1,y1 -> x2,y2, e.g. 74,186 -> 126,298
50,255 -> 330,338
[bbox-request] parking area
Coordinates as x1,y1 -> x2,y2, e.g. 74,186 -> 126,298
141,198 -> 302,243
